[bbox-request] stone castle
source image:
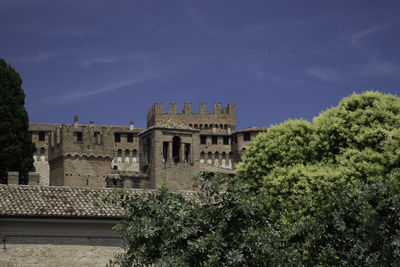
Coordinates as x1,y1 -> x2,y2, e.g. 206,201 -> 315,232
29,103 -> 266,190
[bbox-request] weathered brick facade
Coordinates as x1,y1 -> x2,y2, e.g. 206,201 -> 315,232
28,103 -> 266,190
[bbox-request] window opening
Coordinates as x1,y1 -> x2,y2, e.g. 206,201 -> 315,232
39,131 -> 45,141
163,142 -> 169,162
114,133 -> 121,142
243,132 -> 251,141
127,133 -> 133,143
74,132 -> 82,142
184,144 -> 190,163
212,136 -> 218,144
200,135 -> 206,144
172,136 -> 181,163
223,136 -> 229,145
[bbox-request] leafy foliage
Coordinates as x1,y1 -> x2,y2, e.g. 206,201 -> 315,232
0,59 -> 35,184
106,91 -> 400,266
236,91 -> 400,265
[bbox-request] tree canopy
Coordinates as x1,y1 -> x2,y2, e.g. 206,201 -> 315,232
0,58 -> 35,184
106,91 -> 400,266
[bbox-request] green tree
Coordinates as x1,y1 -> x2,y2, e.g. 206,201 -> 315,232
236,91 -> 400,265
0,58 -> 35,184
106,91 -> 400,266
105,174 -> 274,266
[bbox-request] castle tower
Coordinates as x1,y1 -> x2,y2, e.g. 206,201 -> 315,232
139,119 -> 200,190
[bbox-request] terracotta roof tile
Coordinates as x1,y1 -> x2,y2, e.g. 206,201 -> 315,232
234,127 -> 267,133
144,119 -> 198,132
0,185 -> 122,219
0,185 -> 195,219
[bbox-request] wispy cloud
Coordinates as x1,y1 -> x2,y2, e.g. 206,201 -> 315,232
348,19 -> 400,47
349,25 -> 381,47
356,61 -> 400,78
306,60 -> 400,83
44,56 -> 214,104
305,67 -> 345,83
43,72 -> 157,103
16,51 -> 53,63
79,53 -> 151,68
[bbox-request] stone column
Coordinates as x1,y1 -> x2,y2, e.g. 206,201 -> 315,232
179,143 -> 184,163
168,142 -> 172,162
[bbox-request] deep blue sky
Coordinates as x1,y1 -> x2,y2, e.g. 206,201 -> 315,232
1,0 -> 399,130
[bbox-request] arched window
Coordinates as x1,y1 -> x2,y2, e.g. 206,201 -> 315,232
125,149 -> 130,157
214,152 -> 219,165
117,149 -> 122,157
200,152 -> 205,160
207,152 -> 212,164
113,165 -> 118,170
222,152 -> 227,160
132,149 -> 138,163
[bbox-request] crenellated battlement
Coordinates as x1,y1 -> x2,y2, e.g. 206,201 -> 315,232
146,103 -> 236,132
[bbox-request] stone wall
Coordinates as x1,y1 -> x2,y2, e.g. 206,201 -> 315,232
147,103 -> 236,133
1,218 -> 121,267
1,236 -> 120,266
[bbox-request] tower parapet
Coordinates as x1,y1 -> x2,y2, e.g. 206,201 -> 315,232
146,103 -> 236,133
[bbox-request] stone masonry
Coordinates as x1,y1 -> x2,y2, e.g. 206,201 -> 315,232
28,103 -> 266,190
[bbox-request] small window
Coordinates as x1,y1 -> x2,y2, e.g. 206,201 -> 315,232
74,132 -> 82,142
200,135 -> 206,144
39,131 -> 45,141
117,149 -> 122,157
212,136 -> 218,144
125,149 -> 130,157
94,132 -> 101,144
163,142 -> 169,161
114,133 -> 121,142
243,132 -> 251,141
223,136 -> 229,145
113,165 -> 118,170
127,133 -> 133,143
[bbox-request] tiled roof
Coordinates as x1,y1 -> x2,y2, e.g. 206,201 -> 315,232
0,185 -> 122,219
144,119 -> 198,132
0,185 -> 195,219
234,127 -> 267,133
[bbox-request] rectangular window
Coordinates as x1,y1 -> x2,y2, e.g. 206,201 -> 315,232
74,132 -> 82,142
200,135 -> 206,144
243,132 -> 251,141
114,133 -> 121,143
212,136 -> 218,145
223,136 -> 229,145
39,131 -> 45,141
127,133 -> 134,143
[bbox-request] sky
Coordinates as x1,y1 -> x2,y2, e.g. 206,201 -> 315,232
1,0 -> 399,130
